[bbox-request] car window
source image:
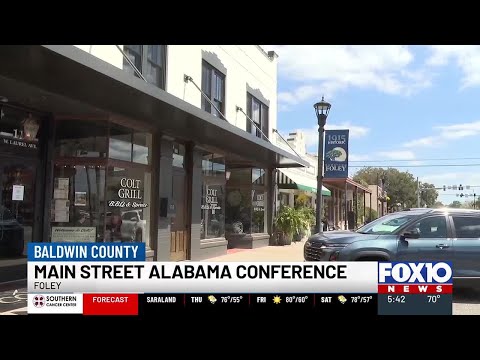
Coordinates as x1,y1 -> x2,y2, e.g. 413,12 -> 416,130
407,216 -> 447,239
452,216 -> 480,238
356,214 -> 416,235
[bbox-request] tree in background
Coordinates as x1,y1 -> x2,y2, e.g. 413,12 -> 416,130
353,167 -> 418,209
448,200 -> 463,208
419,182 -> 439,208
433,201 -> 445,208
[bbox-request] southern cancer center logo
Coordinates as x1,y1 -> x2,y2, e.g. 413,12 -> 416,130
28,294 -> 82,314
33,295 -> 45,307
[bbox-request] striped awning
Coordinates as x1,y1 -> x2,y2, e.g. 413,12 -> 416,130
277,169 -> 331,196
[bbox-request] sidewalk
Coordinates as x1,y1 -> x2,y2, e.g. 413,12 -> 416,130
203,239 -> 306,262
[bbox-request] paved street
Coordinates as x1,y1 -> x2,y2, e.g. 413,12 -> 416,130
2,240 -> 479,315
0,285 -> 28,315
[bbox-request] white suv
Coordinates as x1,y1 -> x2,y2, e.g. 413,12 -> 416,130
120,210 -> 146,242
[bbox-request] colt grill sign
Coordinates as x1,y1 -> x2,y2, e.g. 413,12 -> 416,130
108,178 -> 149,208
202,186 -> 221,214
324,129 -> 349,178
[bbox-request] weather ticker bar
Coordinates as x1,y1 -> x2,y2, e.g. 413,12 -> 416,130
138,293 -> 378,315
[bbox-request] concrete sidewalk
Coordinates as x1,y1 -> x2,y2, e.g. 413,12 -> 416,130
203,239 -> 306,262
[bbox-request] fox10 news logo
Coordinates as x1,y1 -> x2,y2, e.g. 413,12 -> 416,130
378,262 -> 453,294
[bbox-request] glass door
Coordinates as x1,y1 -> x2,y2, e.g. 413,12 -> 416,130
0,157 -> 37,257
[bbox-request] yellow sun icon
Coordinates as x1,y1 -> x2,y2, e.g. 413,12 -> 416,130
273,295 -> 282,304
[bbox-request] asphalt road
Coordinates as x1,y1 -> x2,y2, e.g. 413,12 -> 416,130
453,287 -> 480,315
0,286 -> 28,315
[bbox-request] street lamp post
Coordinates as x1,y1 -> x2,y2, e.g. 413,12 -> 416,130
314,96 -> 331,234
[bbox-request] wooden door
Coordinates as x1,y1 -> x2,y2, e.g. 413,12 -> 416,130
170,168 -> 188,261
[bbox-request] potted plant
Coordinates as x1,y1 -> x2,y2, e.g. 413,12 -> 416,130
298,207 -> 315,240
274,205 -> 302,245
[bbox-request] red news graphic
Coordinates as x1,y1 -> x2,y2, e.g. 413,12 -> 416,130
83,294 -> 138,315
378,284 -> 453,294
378,262 -> 453,295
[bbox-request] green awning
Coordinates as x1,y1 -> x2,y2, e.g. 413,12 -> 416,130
277,169 -> 331,196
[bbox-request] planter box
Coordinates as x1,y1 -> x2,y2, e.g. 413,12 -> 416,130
226,233 -> 270,249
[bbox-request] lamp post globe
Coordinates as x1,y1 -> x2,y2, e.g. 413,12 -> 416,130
314,96 -> 331,234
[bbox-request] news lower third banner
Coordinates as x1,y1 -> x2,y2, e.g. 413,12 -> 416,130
26,244 -> 454,315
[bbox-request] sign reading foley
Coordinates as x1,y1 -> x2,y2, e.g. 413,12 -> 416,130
324,129 -> 349,178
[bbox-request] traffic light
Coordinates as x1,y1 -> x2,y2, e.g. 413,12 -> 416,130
459,184 -> 464,191
443,185 -> 446,191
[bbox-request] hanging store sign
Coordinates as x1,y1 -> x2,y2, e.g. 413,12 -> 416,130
324,129 -> 349,178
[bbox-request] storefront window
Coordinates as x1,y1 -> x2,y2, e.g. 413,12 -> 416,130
0,105 -> 43,258
109,124 -> 132,162
55,120 -> 108,158
105,166 -> 152,244
201,153 -> 225,239
225,168 -> 252,235
225,168 -> 267,235
173,143 -> 185,168
52,119 -> 153,246
50,165 -> 106,243
252,188 -> 265,233
225,187 -> 252,234
133,132 -> 151,165
252,168 -> 266,233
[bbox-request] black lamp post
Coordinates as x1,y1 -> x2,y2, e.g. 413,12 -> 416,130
314,96 -> 331,233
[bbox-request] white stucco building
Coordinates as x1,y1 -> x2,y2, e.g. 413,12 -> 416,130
74,45 -> 278,140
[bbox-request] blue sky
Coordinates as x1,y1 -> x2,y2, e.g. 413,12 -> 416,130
268,45 -> 480,205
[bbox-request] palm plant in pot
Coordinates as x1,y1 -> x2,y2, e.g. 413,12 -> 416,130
274,205 -> 302,245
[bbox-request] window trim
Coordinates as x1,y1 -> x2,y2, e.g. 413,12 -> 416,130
246,93 -> 269,140
201,60 -> 226,119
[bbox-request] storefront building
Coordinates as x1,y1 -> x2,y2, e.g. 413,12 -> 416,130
0,45 -> 307,283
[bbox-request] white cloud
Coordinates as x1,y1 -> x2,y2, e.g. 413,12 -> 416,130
265,45 -> 433,109
326,122 -> 370,138
403,120 -> 480,148
377,150 -> 416,160
403,136 -> 438,148
426,45 -> 480,88
287,122 -> 370,150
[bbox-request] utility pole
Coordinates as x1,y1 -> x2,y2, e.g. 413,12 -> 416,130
417,177 -> 421,208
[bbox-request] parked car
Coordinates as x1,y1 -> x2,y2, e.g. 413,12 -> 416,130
304,208 -> 480,285
0,205 -> 24,257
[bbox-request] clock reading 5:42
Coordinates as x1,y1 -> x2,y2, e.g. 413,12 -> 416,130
387,295 -> 406,303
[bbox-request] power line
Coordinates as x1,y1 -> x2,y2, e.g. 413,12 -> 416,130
350,157 -> 480,163
350,163 -> 480,168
